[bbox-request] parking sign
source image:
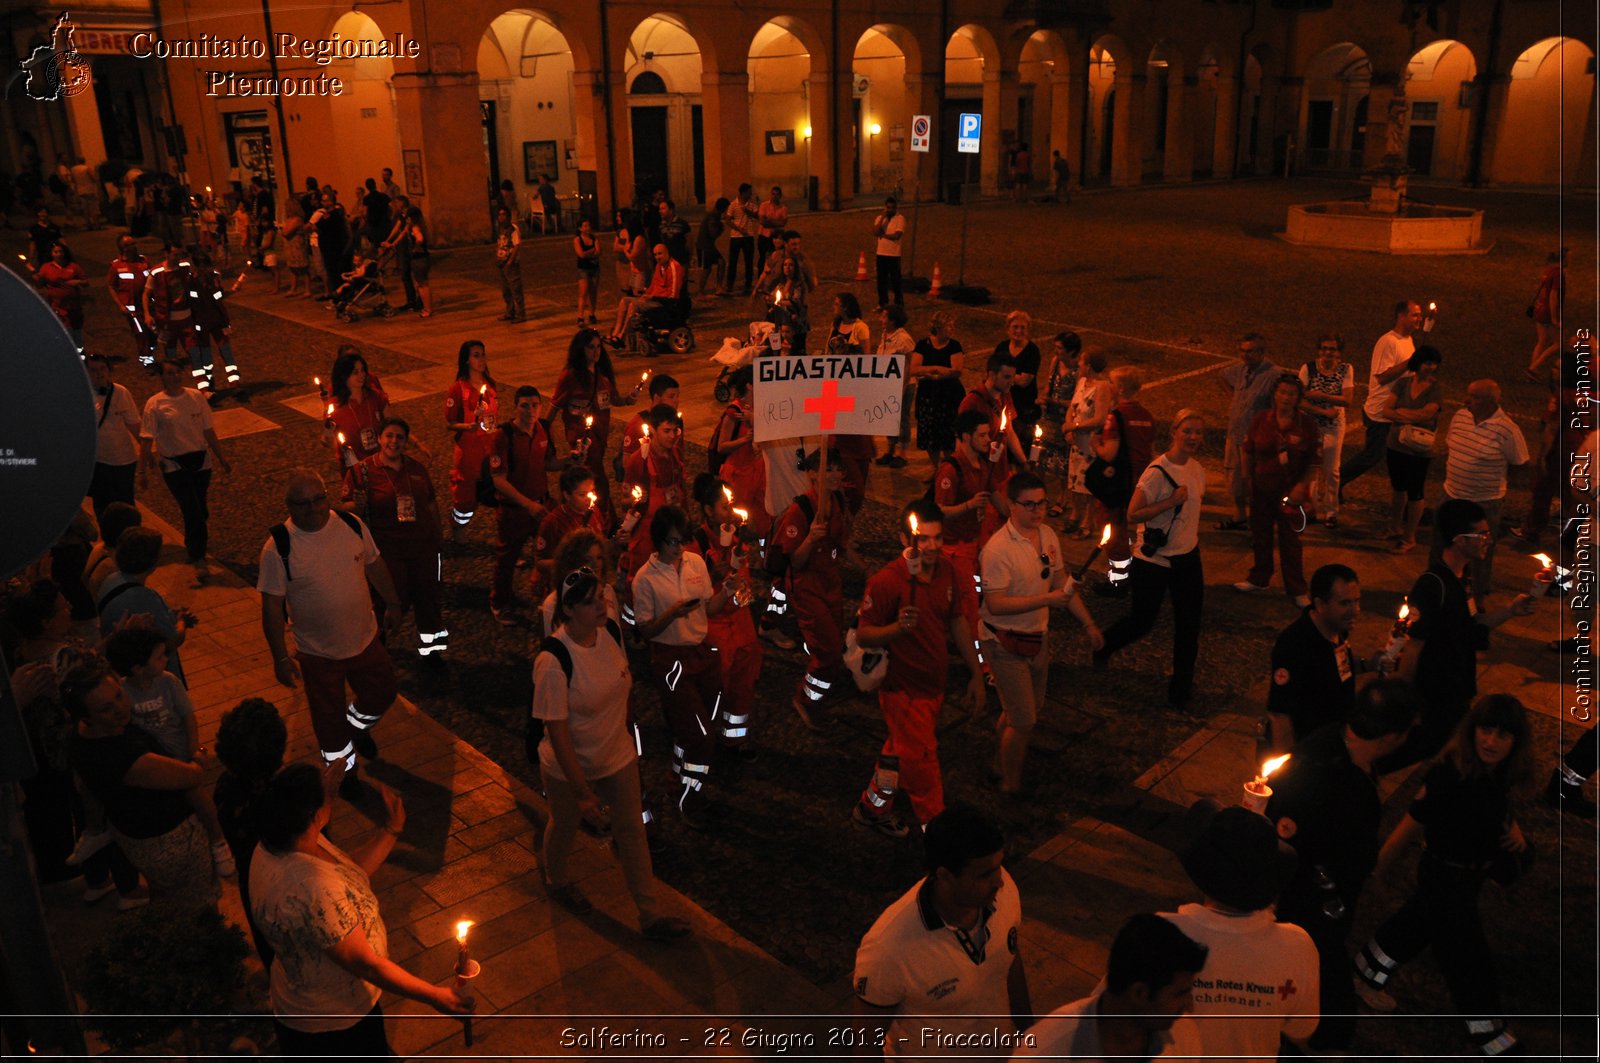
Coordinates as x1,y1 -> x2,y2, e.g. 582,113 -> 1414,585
910,114 -> 930,153
957,112 -> 981,154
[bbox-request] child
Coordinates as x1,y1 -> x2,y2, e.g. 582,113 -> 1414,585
103,626 -> 236,877
331,252 -> 378,312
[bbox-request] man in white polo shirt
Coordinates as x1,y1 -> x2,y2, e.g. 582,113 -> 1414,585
1340,300 -> 1424,498
1432,379 -> 1529,607
980,471 -> 1102,797
260,469 -> 403,795
854,807 -> 1032,1057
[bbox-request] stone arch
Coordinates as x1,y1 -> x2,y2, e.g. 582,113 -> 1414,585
851,25 -> 915,197
747,17 -> 821,199
1087,34 -> 1135,184
1019,29 -> 1072,183
1143,40 -> 1186,180
623,13 -> 707,204
1300,41 -> 1371,172
1400,40 -> 1477,179
1193,43 -> 1228,178
1492,37 -> 1596,187
319,12 -> 404,199
477,10 -> 587,224
1239,42 -> 1275,175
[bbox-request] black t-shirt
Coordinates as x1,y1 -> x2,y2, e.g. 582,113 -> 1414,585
362,191 -> 391,236
1411,760 -> 1509,866
1268,611 -> 1356,741
29,221 -> 61,264
70,726 -> 192,839
660,216 -> 691,264
1408,563 -> 1488,706
999,340 -> 1042,421
1267,723 -> 1380,909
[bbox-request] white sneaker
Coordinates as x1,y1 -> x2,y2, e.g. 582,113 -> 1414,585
211,840 -> 237,878
1233,581 -> 1270,593
67,828 -> 112,866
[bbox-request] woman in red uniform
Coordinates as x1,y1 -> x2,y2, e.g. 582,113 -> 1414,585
549,328 -> 634,519
709,367 -> 769,543
35,240 -> 89,350
443,340 -> 499,541
326,348 -> 389,469
770,449 -> 861,728
342,417 -> 448,661
691,474 -> 763,762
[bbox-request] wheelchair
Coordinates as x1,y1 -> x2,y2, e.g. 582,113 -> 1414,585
627,294 -> 695,357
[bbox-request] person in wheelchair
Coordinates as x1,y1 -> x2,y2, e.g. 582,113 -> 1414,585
607,244 -> 687,348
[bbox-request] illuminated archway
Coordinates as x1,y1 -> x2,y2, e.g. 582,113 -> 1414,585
1300,42 -> 1370,172
1493,37 -> 1595,186
1398,40 -> 1477,179
853,26 -> 913,197
325,12 -> 402,195
747,19 -> 817,199
624,14 -> 705,204
477,11 -> 581,221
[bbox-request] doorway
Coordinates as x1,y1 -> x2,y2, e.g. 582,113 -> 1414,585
631,106 -> 669,202
1307,99 -> 1333,165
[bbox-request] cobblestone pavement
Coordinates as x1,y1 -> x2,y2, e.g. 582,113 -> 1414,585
10,177 -> 1595,1057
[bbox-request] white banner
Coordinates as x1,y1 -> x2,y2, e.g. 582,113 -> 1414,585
752,354 -> 908,442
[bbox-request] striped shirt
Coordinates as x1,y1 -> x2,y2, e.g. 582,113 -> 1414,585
1443,407 -> 1529,501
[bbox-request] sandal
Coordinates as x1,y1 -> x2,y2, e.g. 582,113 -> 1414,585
1214,518 -> 1248,531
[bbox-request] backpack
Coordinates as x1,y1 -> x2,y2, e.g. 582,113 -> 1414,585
268,511 -> 364,582
707,408 -> 733,477
1085,408 -> 1133,509
526,618 -> 624,764
475,425 -> 517,508
764,494 -> 815,581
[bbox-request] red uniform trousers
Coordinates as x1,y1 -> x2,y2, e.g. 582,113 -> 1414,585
707,614 -> 761,748
375,549 -> 446,655
449,432 -> 496,524
648,642 -> 722,799
492,504 -> 546,610
1248,485 -> 1307,596
792,567 -> 846,703
860,690 -> 946,826
297,635 -> 397,768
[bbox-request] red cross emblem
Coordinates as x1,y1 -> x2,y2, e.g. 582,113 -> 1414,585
1279,979 -> 1297,1001
804,380 -> 856,430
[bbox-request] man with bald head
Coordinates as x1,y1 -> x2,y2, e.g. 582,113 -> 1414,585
1431,378 -> 1529,607
258,469 -> 404,795
608,243 -> 686,347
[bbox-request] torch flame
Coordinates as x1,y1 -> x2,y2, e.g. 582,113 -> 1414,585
1428,301 -> 1437,311
326,403 -> 335,418
999,409 -> 1008,433
631,485 -> 643,502
586,491 -> 598,508
732,507 -> 748,523
1261,754 -> 1291,780
641,422 -> 650,438
1533,553 -> 1554,569
1034,424 -> 1043,441
337,431 -> 346,445
455,920 -> 474,945
640,370 -> 649,383
479,384 -> 487,397
1098,524 -> 1113,547
722,485 -> 734,504
774,286 -> 784,302
908,513 -> 919,536
584,415 -> 594,429
1398,601 -> 1410,622
314,376 -> 321,387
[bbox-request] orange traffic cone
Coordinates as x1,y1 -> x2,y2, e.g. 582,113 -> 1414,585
855,251 -> 868,282
929,262 -> 943,298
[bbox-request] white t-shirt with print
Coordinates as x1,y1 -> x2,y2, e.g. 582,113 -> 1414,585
256,516 -> 381,660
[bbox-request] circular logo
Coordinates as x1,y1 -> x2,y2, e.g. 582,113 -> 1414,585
49,50 -> 93,99
912,116 -> 930,137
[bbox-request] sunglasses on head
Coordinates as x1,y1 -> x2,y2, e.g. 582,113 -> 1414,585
560,566 -> 599,604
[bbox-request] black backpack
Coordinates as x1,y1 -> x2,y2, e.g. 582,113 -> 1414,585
764,494 -> 815,581
268,511 -> 365,582
1085,408 -> 1133,509
526,618 -> 624,763
475,425 -> 517,508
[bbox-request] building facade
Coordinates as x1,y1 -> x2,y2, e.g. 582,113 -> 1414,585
5,0 -> 1594,244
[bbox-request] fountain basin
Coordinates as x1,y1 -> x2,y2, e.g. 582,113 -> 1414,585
1280,201 -> 1491,254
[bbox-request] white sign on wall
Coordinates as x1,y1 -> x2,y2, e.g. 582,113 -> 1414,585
753,354 -> 908,442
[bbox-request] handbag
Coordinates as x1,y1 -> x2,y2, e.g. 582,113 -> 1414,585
1396,425 -> 1436,452
1085,409 -> 1133,507
991,627 -> 1045,659
844,626 -> 887,691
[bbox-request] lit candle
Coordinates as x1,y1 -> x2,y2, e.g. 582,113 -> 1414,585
904,512 -> 922,576
620,485 -> 643,535
638,420 -> 650,458
722,485 -> 735,505
1029,423 -> 1044,464
1242,754 -> 1290,814
314,375 -> 326,400
454,920 -> 478,1046
989,410 -> 1007,464
1529,552 -> 1556,598
586,490 -> 598,512
1074,524 -> 1114,580
633,369 -> 650,397
732,506 -> 748,524
478,384 -> 491,430
773,285 -> 784,305
1423,301 -> 1437,332
1379,600 -> 1411,669
336,431 -> 355,466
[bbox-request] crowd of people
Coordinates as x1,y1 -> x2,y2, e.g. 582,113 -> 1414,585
4,178 -> 1591,1057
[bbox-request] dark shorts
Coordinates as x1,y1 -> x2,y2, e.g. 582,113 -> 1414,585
409,254 -> 431,282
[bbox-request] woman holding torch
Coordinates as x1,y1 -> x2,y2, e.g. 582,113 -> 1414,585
691,474 -> 763,764
443,340 -> 499,541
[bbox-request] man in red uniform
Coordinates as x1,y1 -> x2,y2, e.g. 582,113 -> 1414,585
1091,366 -> 1157,597
489,385 -> 557,624
621,404 -> 687,580
855,500 -> 986,837
770,449 -> 862,728
106,233 -> 156,369
341,417 -> 448,661
959,353 -> 1029,474
935,409 -> 1009,660
617,372 -> 679,478
141,241 -> 195,363
532,465 -> 608,611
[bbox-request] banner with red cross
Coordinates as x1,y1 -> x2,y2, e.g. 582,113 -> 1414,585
751,353 -> 908,442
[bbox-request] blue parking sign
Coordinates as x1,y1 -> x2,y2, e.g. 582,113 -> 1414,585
957,112 -> 981,154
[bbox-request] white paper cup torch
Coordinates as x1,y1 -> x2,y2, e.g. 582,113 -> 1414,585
337,432 -> 356,467
1423,301 -> 1437,332
1529,553 -> 1556,598
638,421 -> 650,458
1380,600 -> 1411,668
1030,424 -> 1044,464
990,411 -> 1008,463
454,919 -> 479,1046
1242,754 -> 1290,814
903,513 -> 923,576
619,485 -> 643,535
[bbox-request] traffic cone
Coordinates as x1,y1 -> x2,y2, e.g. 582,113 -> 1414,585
855,251 -> 868,282
929,262 -> 943,298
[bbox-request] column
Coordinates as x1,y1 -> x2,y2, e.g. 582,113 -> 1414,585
980,69 -> 1020,195
571,66 -> 619,222
903,71 -> 942,202
805,66 -> 835,209
700,70 -> 751,205
1050,70 -> 1075,173
391,69 -> 487,246
1164,75 -> 1195,182
1276,75 -> 1304,175
1362,73 -> 1404,171
1472,73 -> 1512,185
1212,71 -> 1237,177
64,83 -> 108,171
1110,71 -> 1143,186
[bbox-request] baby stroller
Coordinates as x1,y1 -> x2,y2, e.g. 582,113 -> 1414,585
711,320 -> 774,403
330,251 -> 395,324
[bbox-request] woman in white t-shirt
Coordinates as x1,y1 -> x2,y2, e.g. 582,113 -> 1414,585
139,357 -> 231,582
1092,410 -> 1209,709
251,763 -> 470,1056
533,568 -> 691,941
86,354 -> 141,523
